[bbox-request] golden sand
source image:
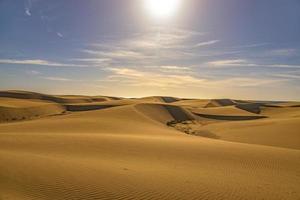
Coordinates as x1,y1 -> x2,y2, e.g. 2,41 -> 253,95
0,91 -> 299,200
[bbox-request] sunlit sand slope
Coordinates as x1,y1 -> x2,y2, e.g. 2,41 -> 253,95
182,104 -> 300,149
0,92 -> 299,200
1,133 -> 299,200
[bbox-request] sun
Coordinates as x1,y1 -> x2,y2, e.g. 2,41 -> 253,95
144,0 -> 181,19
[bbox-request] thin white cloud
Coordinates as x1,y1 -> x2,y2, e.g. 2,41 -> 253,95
100,50 -> 148,59
25,0 -> 32,16
268,49 -> 297,57
207,59 -> 248,66
0,59 -> 86,67
158,65 -> 192,74
268,64 -> 300,68
108,68 -> 145,77
273,74 -> 300,79
106,67 -> 205,88
81,49 -> 151,60
57,32 -> 63,38
81,50 -> 103,55
70,58 -> 111,63
160,66 -> 190,70
195,40 -> 220,47
234,43 -> 269,48
195,50 -> 243,57
26,70 -> 41,75
212,77 -> 285,87
81,27 -> 208,65
82,50 -> 156,64
207,59 -> 300,68
25,9 -> 31,16
42,77 -> 73,81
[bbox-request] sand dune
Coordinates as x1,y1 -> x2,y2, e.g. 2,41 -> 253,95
204,99 -> 289,114
0,91 -> 299,200
173,99 -> 210,109
191,105 -> 264,119
0,90 -> 113,104
0,97 -> 66,122
135,103 -> 195,124
205,99 -> 236,107
137,96 -> 180,103
64,103 -> 117,112
193,112 -> 266,121
195,117 -> 300,149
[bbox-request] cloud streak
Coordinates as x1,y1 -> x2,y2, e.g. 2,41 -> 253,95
207,59 -> 300,69
42,76 -> 73,81
195,40 -> 220,47
80,27 -> 211,66
106,67 -> 205,88
267,49 -> 297,57
57,32 -> 64,38
26,70 -> 41,75
0,59 -> 86,67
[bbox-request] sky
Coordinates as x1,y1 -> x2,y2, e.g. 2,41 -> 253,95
0,0 -> 300,100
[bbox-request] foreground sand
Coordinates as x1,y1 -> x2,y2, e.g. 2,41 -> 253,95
0,91 -> 300,200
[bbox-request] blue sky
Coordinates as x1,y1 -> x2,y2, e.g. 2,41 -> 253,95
0,0 -> 300,100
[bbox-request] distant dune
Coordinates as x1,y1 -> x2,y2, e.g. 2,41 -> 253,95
0,97 -> 66,122
0,90 -> 299,200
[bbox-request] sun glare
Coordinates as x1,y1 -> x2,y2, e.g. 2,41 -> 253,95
145,0 -> 181,19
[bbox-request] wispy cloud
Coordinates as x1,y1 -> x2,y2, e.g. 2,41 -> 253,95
195,40 -> 220,47
24,0 -> 33,17
158,65 -> 192,74
56,32 -> 63,38
267,49 -> 297,57
207,59 -> 247,67
207,59 -> 300,68
81,27 -> 210,66
0,59 -> 86,67
160,66 -> 190,70
24,0 -> 32,16
70,58 -> 111,65
105,67 -> 205,88
212,77 -> 285,87
42,76 -> 73,81
26,70 -> 41,75
234,43 -> 269,49
25,9 -> 31,16
104,67 -> 284,89
82,49 -> 150,60
272,73 -> 300,79
108,68 -> 145,77
268,64 -> 300,68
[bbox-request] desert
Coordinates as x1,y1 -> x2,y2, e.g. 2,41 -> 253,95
1,0 -> 300,199
0,90 -> 299,200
